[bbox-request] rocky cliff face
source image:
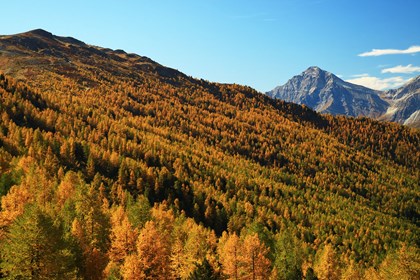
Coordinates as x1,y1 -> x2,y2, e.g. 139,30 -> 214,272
379,76 -> 420,128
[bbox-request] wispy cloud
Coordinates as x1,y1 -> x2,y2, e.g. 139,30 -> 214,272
350,73 -> 369,78
381,64 -> 420,74
346,75 -> 409,90
358,45 -> 420,57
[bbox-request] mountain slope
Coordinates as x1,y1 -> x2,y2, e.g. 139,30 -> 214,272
0,29 -> 188,86
267,66 -> 388,118
380,76 -> 420,128
0,29 -> 419,273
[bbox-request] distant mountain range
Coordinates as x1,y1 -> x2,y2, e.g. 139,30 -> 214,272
267,66 -> 420,128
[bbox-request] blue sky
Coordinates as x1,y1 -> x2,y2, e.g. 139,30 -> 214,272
2,0 -> 420,91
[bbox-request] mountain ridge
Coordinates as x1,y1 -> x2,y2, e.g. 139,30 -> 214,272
0,28 -> 189,86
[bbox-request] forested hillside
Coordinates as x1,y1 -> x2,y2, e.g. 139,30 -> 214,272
0,30 -> 419,279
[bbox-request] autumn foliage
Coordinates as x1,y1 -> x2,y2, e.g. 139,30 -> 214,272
0,30 -> 419,279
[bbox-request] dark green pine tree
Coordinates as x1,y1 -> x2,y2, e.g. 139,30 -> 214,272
188,258 -> 221,280
0,204 -> 79,279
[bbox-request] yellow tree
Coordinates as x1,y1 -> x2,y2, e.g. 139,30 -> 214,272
151,202 -> 175,234
108,207 -> 138,262
0,184 -> 32,236
106,206 -> 138,277
135,220 -> 171,279
379,244 -> 420,280
170,234 -> 186,278
170,221 -> 188,279
241,233 -> 271,280
314,244 -> 341,280
341,261 -> 363,280
0,158 -> 52,233
56,171 -> 81,208
218,232 -> 241,280
170,218 -> 218,279
121,254 -> 145,280
363,267 -> 381,280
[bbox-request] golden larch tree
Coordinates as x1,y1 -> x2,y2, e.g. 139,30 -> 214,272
135,220 -> 171,279
218,232 -> 241,280
314,244 -> 341,280
241,233 -> 271,279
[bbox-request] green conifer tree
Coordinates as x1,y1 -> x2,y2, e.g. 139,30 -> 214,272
188,258 -> 221,280
0,205 -> 78,279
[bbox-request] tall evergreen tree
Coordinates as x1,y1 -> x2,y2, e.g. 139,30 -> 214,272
273,231 -> 303,280
72,182 -> 111,279
0,205 -> 78,279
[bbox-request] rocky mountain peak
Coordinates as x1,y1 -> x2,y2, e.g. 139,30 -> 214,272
267,67 -> 388,118
303,66 -> 325,76
267,67 -> 419,127
25,28 -> 54,39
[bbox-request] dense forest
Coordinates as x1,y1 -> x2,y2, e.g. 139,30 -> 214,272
0,30 -> 419,279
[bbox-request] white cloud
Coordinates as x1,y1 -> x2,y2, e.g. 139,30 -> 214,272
351,73 -> 370,78
346,75 -> 409,90
358,45 -> 420,57
381,64 -> 420,74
